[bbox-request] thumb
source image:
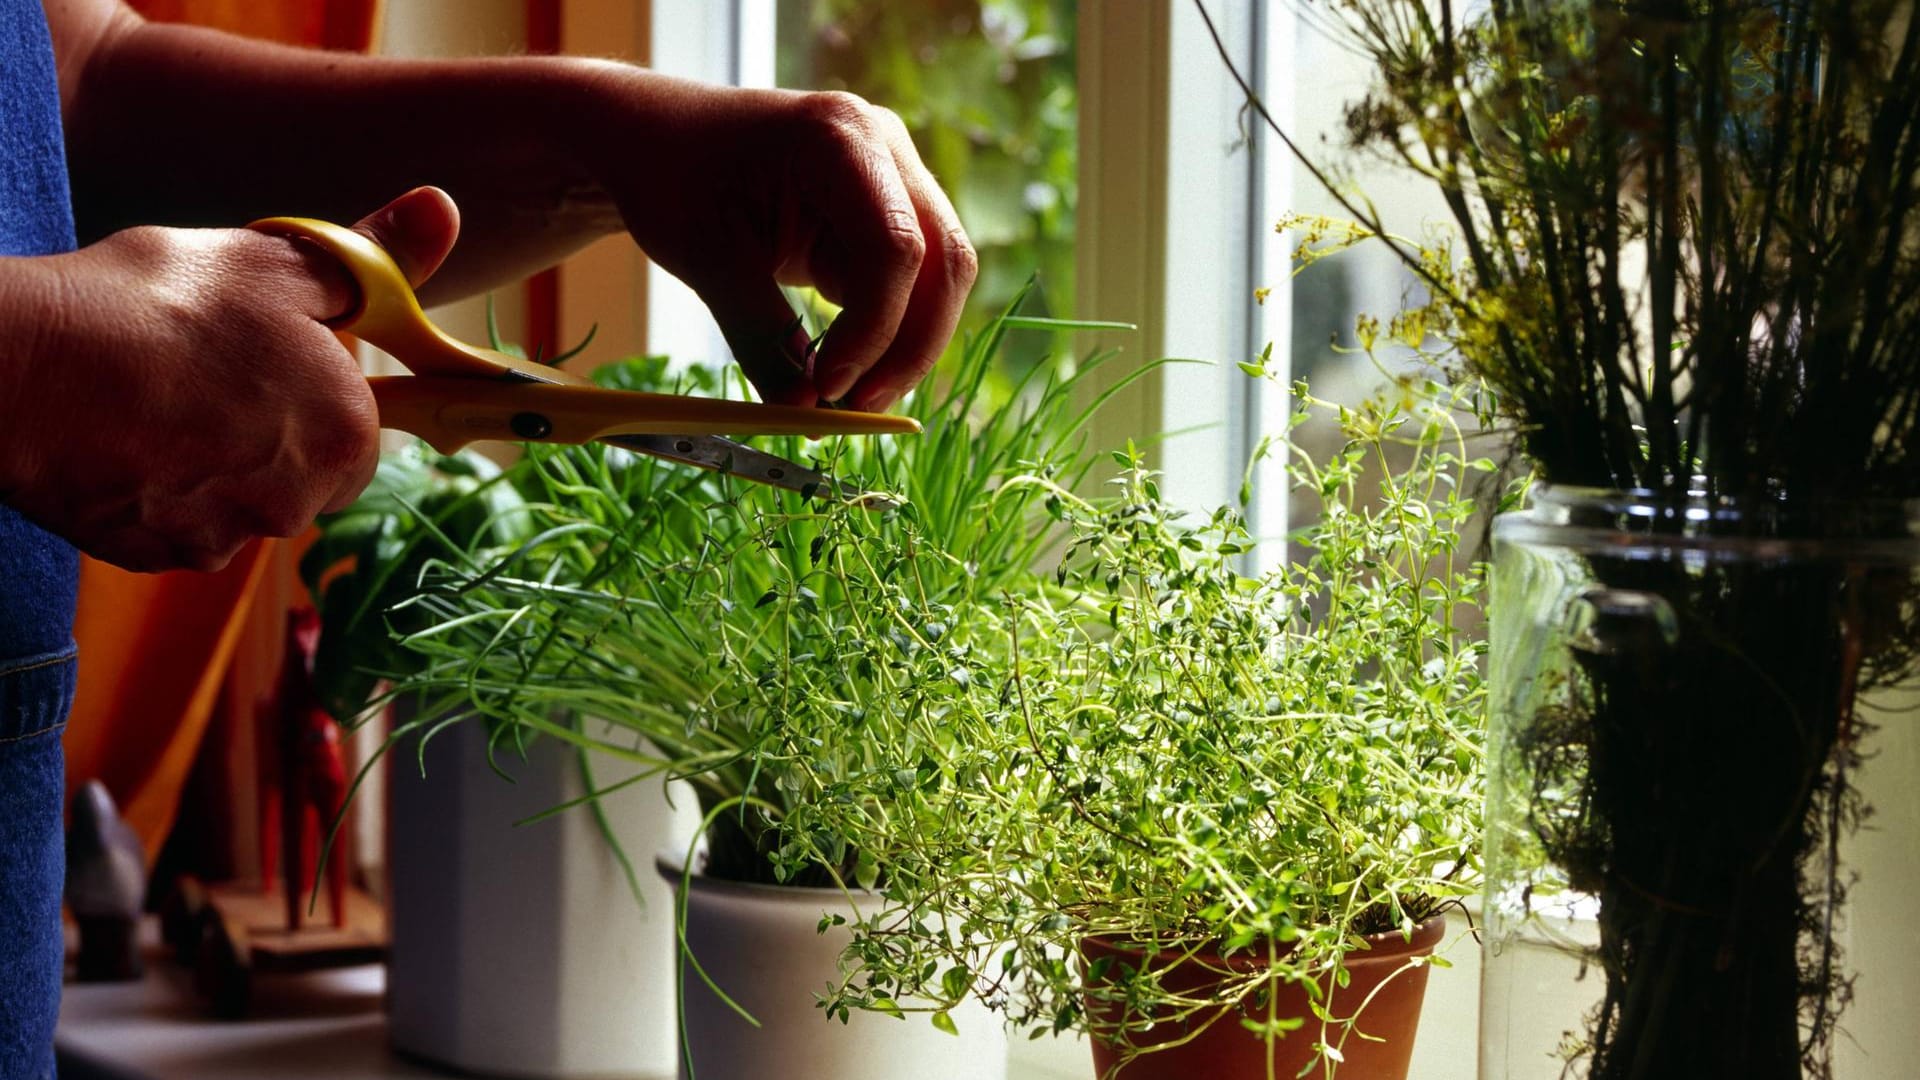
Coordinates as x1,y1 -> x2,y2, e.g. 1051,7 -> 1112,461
350,186 -> 461,289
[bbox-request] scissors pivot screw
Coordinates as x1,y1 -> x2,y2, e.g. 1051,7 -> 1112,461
510,412 -> 554,439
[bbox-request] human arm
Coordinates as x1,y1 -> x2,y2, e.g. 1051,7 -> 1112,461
44,0 -> 976,410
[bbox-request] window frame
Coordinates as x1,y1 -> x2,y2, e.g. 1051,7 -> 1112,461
1077,1 -> 1293,564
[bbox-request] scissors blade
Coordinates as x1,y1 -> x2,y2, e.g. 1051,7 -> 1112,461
605,434 -> 900,511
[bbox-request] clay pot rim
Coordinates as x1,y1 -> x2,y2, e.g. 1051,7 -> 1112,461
654,849 -> 883,907
1081,912 -> 1448,974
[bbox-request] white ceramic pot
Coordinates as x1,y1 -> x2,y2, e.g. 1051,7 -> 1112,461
388,711 -> 698,1078
655,853 -> 1008,1080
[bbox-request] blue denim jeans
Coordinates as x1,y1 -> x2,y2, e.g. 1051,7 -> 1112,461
0,650 -> 71,1080
0,500 -> 79,1080
0,646 -> 72,1080
0,0 -> 84,1066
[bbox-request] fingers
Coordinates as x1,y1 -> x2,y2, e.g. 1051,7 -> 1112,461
798,99 -> 975,410
611,87 -> 970,410
316,406 -> 382,515
704,284 -> 822,406
258,186 -> 462,324
64,489 -> 251,575
803,96 -> 931,403
839,112 -> 977,412
303,187 -> 456,510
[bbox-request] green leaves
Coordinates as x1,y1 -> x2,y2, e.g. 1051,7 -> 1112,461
303,443 -> 532,722
761,379 -> 1494,1061
352,277 -> 1491,1072
368,294 -> 1129,895
940,965 -> 973,1002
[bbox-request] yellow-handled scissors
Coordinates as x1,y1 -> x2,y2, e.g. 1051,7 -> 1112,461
248,216 -> 918,505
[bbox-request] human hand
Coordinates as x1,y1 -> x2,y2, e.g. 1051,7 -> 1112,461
0,187 -> 461,572
583,76 -> 977,411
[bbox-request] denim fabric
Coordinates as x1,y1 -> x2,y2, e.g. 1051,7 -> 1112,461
0,0 -> 85,651
0,0 -> 84,662
0,649 -> 74,1080
0,508 -> 79,662
2,0 -> 82,1076
0,0 -> 83,656
0,0 -> 77,259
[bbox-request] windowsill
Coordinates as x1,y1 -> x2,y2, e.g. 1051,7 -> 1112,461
53,921 -> 1095,1080
55,917 -> 1478,1080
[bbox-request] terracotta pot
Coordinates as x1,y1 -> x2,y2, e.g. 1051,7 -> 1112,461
656,852 -> 1008,1080
1081,916 -> 1447,1080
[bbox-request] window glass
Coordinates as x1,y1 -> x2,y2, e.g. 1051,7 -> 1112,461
1287,18 -> 1439,409
1284,12 -> 1497,562
775,1 -> 1077,386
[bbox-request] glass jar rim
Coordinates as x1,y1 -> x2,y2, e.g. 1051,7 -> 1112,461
1497,483 -> 1920,560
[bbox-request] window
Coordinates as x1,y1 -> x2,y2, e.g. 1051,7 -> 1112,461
1071,3 -> 1292,563
389,1 -> 1435,568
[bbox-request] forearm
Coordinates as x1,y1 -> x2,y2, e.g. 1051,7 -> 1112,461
63,16 -> 639,302
0,257 -> 66,496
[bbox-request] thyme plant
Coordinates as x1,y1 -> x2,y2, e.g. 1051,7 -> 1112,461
1205,0 -> 1920,1074
756,380 -> 1494,1074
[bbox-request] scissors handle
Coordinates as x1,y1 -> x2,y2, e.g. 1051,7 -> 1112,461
247,214 -> 922,460
373,376 -> 920,454
249,216 -> 585,385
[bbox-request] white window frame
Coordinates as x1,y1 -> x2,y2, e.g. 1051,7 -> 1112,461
1077,1 -> 1293,567
640,1 -> 777,372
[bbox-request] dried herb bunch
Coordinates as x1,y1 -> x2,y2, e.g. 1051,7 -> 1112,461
1211,0 -> 1920,1075
1267,0 -> 1920,496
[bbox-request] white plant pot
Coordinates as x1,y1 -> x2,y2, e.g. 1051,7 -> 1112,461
388,712 -> 698,1078
655,853 -> 1008,1080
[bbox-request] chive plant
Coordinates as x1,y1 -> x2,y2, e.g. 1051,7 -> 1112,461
374,294 -> 1152,887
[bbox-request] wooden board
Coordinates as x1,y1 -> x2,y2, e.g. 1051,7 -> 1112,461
167,876 -> 389,1016
202,881 -> 387,974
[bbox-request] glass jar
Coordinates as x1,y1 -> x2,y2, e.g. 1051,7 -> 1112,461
1481,485 -> 1920,1080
